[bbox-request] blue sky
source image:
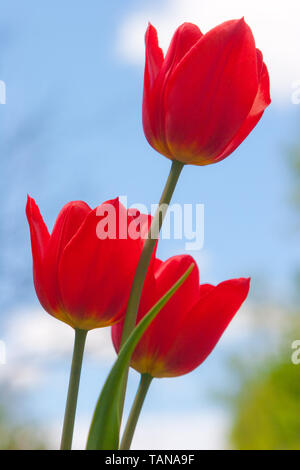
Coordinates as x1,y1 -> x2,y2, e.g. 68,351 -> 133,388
0,0 -> 299,449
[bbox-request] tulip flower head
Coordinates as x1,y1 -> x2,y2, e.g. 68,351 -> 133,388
112,255 -> 250,378
143,19 -> 271,166
26,196 -> 152,330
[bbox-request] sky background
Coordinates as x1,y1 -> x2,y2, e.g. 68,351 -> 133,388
0,0 -> 300,449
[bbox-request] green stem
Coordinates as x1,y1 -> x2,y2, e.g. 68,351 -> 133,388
120,374 -> 153,450
120,159 -> 184,345
118,160 -> 184,422
60,328 -> 87,450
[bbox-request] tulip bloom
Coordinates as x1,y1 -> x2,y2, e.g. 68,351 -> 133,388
26,196 -> 151,330
143,19 -> 271,166
112,255 -> 250,378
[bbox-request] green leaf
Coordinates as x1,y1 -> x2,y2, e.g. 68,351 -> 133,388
86,263 -> 194,450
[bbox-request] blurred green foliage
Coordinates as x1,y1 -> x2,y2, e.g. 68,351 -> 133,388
228,147 -> 300,450
230,358 -> 300,450
0,400 -> 46,449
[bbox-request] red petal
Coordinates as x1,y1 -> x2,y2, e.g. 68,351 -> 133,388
26,196 -> 50,260
137,255 -> 199,362
112,255 -> 200,375
143,23 -> 202,158
50,201 -> 91,252
144,23 -> 164,90
26,196 -> 51,311
161,23 -> 203,78
165,19 -> 260,164
163,278 -> 250,377
41,200 -> 91,315
215,59 -> 271,162
58,199 -> 145,329
143,24 -> 165,152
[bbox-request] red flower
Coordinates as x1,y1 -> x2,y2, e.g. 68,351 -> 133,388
26,196 -> 152,330
112,255 -> 250,378
143,19 -> 270,166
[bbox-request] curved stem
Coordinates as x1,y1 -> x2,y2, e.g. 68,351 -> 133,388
120,374 -> 153,450
121,160 -> 184,346
60,328 -> 87,450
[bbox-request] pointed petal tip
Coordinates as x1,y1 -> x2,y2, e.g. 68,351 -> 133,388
234,276 -> 251,286
225,16 -> 251,33
238,16 -> 253,34
147,21 -> 155,31
26,194 -> 38,219
145,22 -> 155,38
145,22 -> 159,48
237,17 -> 246,26
26,194 -> 34,206
236,277 -> 251,296
216,277 -> 251,296
25,195 -> 49,258
242,276 -> 251,287
102,196 -> 120,208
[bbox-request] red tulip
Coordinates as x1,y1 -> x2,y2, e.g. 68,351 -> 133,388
143,19 -> 270,166
112,255 -> 250,378
26,196 -> 152,330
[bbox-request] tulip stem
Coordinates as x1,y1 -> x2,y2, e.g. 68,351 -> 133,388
116,160 -> 184,436
121,159 -> 184,345
119,373 -> 153,450
117,159 -> 183,428
60,328 -> 87,450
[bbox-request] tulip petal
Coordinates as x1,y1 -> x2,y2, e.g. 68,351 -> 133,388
49,201 -> 92,257
215,60 -> 271,162
26,196 -> 51,311
165,19 -> 260,164
143,23 -> 203,158
163,278 -> 250,377
41,201 -> 91,318
144,23 -> 164,90
161,23 -> 203,78
58,199 -> 144,329
143,24 -> 164,149
26,196 -> 50,261
114,255 -> 200,375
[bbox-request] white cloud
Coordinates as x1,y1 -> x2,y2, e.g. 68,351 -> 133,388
0,301 -> 287,448
116,0 -> 300,103
0,307 -> 116,391
4,307 -> 116,360
0,296 -> 287,393
131,410 -> 228,450
48,410 -> 228,450
0,297 -> 286,391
